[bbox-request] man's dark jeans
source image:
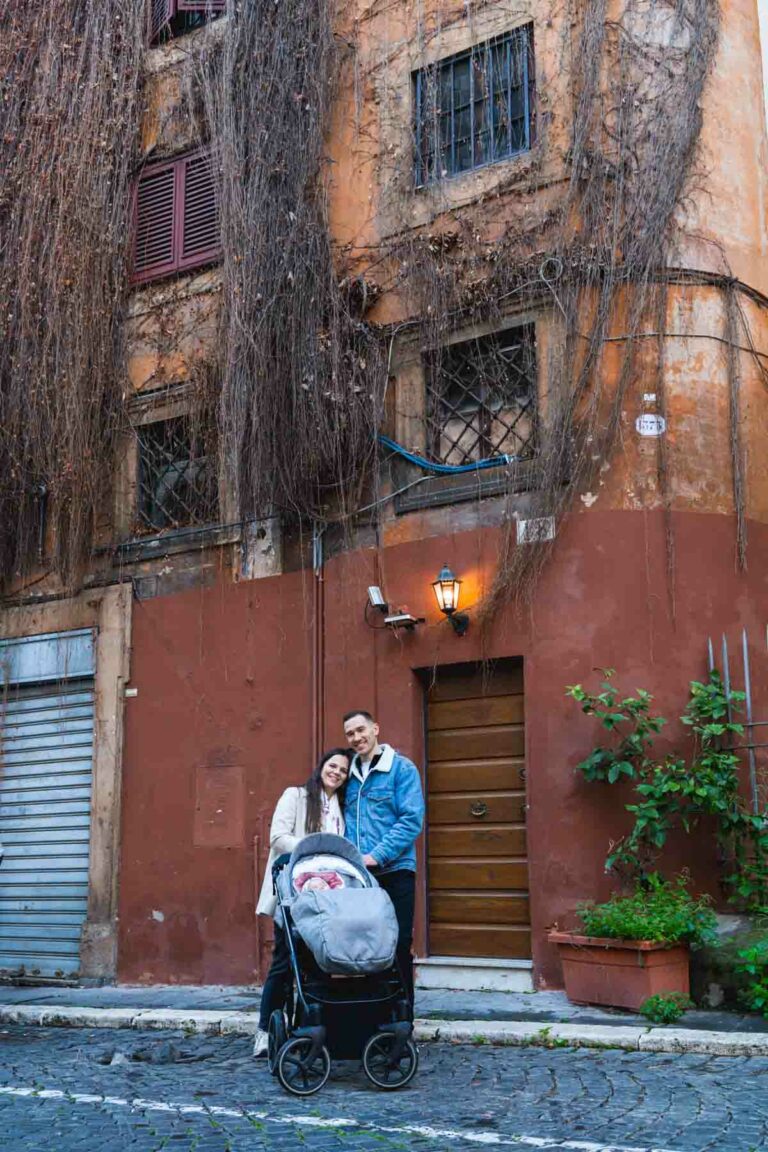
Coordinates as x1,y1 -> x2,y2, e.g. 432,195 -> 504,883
377,868 -> 416,1010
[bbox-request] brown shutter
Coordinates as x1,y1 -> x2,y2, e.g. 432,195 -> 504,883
178,152 -> 221,271
132,161 -> 179,284
149,0 -> 175,44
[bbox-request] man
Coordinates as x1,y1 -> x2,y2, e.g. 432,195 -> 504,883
343,709 -> 424,1009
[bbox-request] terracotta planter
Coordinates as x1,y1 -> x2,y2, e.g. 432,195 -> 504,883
548,931 -> 690,1012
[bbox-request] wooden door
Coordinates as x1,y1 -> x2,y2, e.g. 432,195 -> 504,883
425,660 -> 530,959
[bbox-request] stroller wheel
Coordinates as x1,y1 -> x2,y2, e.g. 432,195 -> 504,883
267,1009 -> 288,1075
362,1033 -> 419,1090
276,1036 -> 331,1096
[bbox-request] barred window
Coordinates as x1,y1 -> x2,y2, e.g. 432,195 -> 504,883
426,327 -> 537,466
149,0 -> 225,47
414,26 -> 534,186
136,418 -> 218,533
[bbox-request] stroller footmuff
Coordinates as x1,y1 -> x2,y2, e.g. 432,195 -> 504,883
267,833 -> 418,1095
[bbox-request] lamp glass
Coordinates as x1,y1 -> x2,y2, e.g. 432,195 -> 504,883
433,565 -> 461,615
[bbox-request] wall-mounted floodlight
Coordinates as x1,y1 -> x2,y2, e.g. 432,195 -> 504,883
366,584 -> 423,633
367,586 -> 388,613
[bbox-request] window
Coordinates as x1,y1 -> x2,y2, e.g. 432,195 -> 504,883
426,326 -> 537,465
131,150 -> 221,285
135,418 -> 218,532
414,26 -> 534,186
149,0 -> 225,46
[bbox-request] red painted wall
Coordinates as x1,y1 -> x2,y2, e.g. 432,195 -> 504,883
118,508 -> 768,986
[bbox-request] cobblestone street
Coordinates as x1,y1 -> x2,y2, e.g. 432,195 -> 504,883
1,1025 -> 767,1152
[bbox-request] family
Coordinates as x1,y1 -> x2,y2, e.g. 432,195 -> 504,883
253,709 -> 425,1058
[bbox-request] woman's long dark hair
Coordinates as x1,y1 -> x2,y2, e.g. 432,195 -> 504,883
305,747 -> 351,835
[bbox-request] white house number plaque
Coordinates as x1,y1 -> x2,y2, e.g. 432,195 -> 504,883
635,414 -> 666,437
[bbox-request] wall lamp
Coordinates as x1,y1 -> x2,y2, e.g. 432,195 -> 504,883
432,565 -> 470,636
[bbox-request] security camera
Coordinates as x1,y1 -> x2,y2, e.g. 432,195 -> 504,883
367,586 -> 388,614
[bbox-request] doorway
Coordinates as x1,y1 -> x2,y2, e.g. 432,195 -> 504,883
424,659 -> 530,959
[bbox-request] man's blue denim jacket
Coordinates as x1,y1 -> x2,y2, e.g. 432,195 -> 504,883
344,744 -> 424,874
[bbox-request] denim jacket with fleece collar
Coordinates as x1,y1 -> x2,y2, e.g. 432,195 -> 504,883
344,743 -> 424,874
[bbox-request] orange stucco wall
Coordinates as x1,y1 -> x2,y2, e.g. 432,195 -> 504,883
119,507 -> 768,986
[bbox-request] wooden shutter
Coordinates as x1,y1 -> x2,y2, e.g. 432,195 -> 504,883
149,0 -> 175,44
131,150 -> 220,285
132,161 -> 178,284
178,152 -> 221,271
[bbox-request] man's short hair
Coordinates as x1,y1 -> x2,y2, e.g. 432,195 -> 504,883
343,709 -> 375,725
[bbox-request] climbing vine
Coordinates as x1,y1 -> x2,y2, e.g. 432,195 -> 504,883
197,0 -> 386,525
568,670 -> 768,911
381,0 -> 728,614
1,0 -> 762,615
0,1 -> 144,588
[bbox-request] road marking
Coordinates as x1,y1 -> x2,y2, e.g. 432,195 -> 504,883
0,1084 -> 682,1152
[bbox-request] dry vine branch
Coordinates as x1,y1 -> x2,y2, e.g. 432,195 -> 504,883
382,0 -> 724,617
0,1 -> 144,588
197,0 -> 386,525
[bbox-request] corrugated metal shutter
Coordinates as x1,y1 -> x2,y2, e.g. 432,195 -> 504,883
0,631 -> 95,979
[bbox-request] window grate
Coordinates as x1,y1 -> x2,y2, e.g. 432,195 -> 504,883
149,0 -> 225,47
135,418 -> 218,533
414,25 -> 533,186
426,327 -> 537,466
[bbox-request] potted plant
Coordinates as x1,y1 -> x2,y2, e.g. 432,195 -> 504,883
549,874 -> 716,1011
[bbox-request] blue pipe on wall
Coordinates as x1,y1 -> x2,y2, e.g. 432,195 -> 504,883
377,434 -> 518,476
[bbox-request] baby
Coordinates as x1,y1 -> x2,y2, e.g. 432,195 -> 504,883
294,870 -> 345,894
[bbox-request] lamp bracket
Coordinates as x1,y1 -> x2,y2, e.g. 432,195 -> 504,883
448,612 -> 470,637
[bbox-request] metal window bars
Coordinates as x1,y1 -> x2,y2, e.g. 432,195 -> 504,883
426,326 -> 538,466
135,417 -> 218,533
707,629 -> 768,816
414,25 -> 533,186
149,0 -> 225,47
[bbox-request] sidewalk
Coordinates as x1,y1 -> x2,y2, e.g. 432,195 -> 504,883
1,983 -> 768,1056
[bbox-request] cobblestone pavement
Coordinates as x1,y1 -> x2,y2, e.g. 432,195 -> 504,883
1,1025 -> 768,1152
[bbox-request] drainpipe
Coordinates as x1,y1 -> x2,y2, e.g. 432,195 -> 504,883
311,525 -> 326,766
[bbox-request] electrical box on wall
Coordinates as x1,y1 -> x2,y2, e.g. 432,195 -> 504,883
517,516 -> 556,544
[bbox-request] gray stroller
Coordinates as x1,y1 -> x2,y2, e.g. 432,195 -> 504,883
267,832 -> 418,1095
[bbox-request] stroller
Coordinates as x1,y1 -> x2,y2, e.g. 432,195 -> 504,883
266,832 -> 418,1096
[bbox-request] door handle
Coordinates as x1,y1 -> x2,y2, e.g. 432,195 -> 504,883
470,801 -> 488,819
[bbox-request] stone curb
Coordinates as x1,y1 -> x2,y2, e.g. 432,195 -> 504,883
1,1006 -> 767,1056
0,1006 -> 259,1036
415,1018 -> 768,1057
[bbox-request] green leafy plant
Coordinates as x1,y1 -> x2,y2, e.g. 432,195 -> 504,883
639,992 -> 692,1025
567,670 -> 768,909
734,939 -> 768,1017
577,873 -> 716,946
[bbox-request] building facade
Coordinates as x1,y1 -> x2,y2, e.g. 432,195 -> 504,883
0,0 -> 767,991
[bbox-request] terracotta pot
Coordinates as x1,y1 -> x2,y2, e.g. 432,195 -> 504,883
548,931 -> 690,1012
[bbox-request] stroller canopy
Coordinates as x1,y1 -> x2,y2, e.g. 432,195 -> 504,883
285,833 -> 374,886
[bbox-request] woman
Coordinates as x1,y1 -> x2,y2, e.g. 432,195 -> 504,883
253,746 -> 351,1057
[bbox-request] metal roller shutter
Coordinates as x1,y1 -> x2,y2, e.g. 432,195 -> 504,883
0,630 -> 95,980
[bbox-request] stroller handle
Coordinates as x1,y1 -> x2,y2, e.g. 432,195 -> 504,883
271,852 -> 292,884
